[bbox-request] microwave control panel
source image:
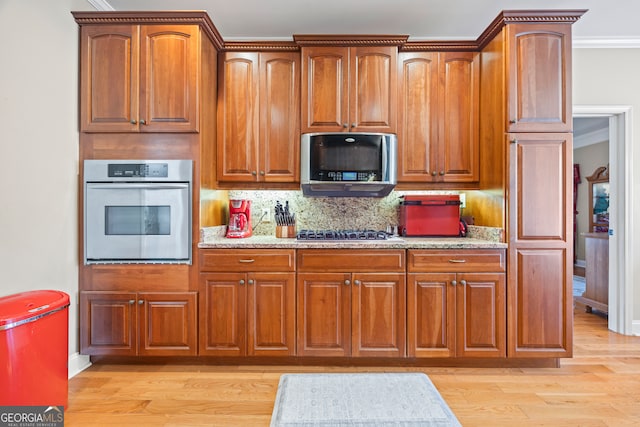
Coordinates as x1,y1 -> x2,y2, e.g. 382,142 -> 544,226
322,171 -> 378,182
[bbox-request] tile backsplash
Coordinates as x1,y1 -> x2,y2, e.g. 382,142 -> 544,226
228,189 -> 460,235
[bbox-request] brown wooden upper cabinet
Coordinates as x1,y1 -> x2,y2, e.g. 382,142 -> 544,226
217,52 -> 300,183
505,23 -> 572,133
397,52 -> 479,183
301,46 -> 397,133
79,24 -> 200,133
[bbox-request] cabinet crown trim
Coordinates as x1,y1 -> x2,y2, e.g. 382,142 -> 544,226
71,11 -> 224,50
405,10 -> 587,52
222,41 -> 299,52
294,34 -> 409,46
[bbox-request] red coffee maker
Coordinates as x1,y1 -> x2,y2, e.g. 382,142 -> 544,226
226,199 -> 252,238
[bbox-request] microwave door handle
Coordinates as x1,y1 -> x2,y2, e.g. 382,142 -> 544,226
382,138 -> 387,179
86,183 -> 189,190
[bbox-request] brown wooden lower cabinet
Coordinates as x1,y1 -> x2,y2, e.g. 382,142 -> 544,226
407,250 -> 506,358
80,291 -> 197,356
296,249 -> 406,358
198,249 -> 296,356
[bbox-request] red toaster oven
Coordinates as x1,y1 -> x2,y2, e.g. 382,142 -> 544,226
398,195 -> 461,237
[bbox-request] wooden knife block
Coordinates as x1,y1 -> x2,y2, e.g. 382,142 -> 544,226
275,225 -> 296,238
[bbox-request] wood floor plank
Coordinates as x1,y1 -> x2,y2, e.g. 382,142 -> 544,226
65,309 -> 640,426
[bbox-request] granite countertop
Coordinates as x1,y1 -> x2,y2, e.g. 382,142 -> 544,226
199,226 -> 507,250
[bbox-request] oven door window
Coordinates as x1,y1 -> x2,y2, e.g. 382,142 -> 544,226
85,183 -> 190,262
105,206 -> 171,235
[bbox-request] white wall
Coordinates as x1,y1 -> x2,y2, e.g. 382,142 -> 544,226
573,48 -> 640,329
0,0 -> 91,370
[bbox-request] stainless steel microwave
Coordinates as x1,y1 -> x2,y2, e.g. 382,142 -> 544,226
300,132 -> 397,197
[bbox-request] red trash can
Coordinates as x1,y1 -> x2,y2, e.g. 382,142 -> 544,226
0,290 -> 70,408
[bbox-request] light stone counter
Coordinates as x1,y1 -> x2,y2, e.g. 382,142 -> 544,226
199,226 -> 507,250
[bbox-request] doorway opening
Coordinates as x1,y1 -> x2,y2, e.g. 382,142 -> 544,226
573,106 -> 632,335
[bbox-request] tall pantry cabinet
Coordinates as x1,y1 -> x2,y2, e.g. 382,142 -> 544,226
74,11 -> 223,357
478,11 -> 584,358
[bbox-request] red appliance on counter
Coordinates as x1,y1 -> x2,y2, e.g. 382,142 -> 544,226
399,195 -> 462,237
226,199 -> 252,238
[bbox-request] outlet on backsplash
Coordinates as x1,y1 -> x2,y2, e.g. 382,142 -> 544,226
261,207 -> 271,223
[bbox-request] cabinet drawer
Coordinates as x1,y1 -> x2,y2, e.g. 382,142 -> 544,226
408,249 -> 505,273
199,249 -> 295,272
298,249 -> 405,272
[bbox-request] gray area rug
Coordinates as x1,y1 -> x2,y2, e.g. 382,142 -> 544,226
270,373 -> 461,426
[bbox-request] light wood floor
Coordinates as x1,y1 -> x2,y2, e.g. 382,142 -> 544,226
66,309 -> 640,426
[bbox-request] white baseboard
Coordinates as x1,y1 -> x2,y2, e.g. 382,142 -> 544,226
633,320 -> 640,337
68,352 -> 92,378
575,259 -> 586,268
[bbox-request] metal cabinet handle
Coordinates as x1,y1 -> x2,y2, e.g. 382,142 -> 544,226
130,119 -> 137,125
431,171 -> 437,176
343,123 -> 348,128
239,259 -> 255,263
439,171 -> 445,176
354,280 -> 361,286
448,259 -> 467,263
248,279 -> 254,285
344,279 -> 351,286
351,123 -> 356,128
260,171 -> 265,176
128,299 -> 135,305
451,280 -> 457,286
139,119 -> 146,125
138,299 -> 144,305
239,279 -> 245,285
251,171 -> 257,176
460,280 -> 467,286
510,139 -> 518,144
509,119 -> 516,124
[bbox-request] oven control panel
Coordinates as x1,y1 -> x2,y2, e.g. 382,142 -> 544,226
108,163 -> 168,178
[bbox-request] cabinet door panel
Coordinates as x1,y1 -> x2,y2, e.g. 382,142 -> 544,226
80,25 -> 139,132
407,273 -> 455,358
301,47 -> 349,132
456,273 -> 505,357
140,25 -> 199,132
351,46 -> 397,132
217,53 -> 259,181
200,273 -> 246,356
80,291 -> 137,356
352,273 -> 405,357
248,272 -> 296,356
510,134 -> 571,241
260,52 -> 300,181
508,133 -> 572,357
397,52 -> 438,182
440,52 -> 479,182
507,23 -> 571,132
297,272 -> 350,357
508,249 -> 571,356
138,292 -> 197,356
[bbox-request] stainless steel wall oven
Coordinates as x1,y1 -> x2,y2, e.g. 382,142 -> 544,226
83,160 -> 192,264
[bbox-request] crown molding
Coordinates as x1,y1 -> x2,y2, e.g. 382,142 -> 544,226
573,37 -> 640,49
293,34 -> 409,47
574,127 -> 609,149
71,11 -> 224,50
